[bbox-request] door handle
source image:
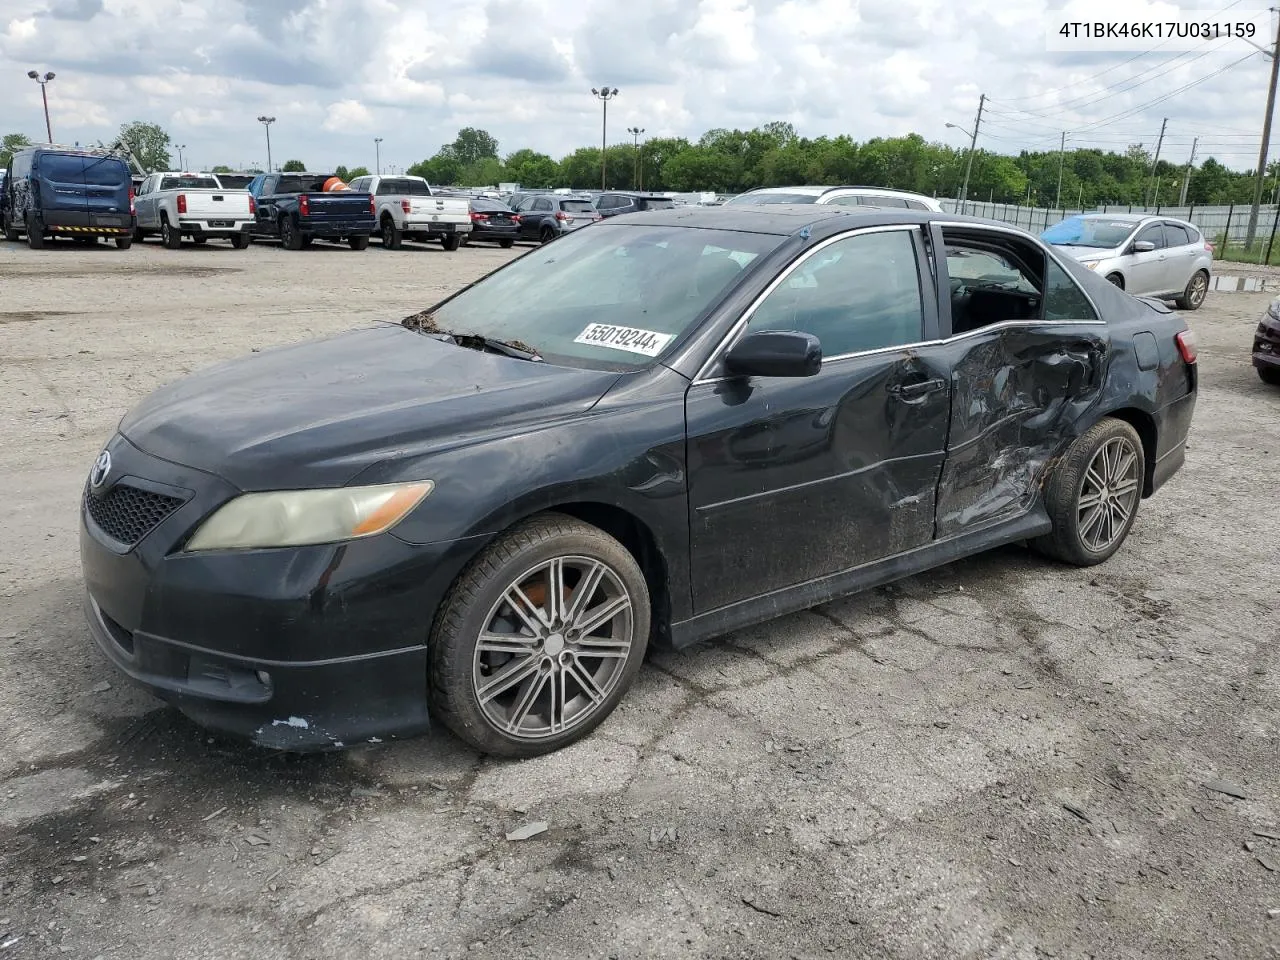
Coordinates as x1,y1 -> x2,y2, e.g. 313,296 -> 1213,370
889,378 -> 947,399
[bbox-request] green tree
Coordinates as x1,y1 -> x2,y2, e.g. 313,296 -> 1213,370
408,149 -> 462,185
504,148 -> 559,188
1,133 -> 32,166
460,156 -> 504,187
281,159 -> 306,172
210,164 -> 232,173
450,127 -> 499,166
335,165 -> 351,180
347,166 -> 370,178
118,121 -> 171,172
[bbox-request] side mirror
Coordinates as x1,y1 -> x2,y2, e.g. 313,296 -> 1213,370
724,330 -> 822,378
1131,240 -> 1156,253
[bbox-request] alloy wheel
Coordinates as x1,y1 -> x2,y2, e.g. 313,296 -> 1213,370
1077,436 -> 1140,553
472,555 -> 634,740
1189,272 -> 1207,306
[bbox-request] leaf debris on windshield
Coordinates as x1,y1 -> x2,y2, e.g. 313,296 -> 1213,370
402,310 -> 442,333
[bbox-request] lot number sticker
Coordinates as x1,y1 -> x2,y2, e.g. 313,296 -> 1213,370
573,323 -> 674,357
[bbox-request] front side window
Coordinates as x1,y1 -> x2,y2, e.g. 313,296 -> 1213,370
424,223 -> 780,371
1135,224 -> 1166,250
746,229 -> 925,356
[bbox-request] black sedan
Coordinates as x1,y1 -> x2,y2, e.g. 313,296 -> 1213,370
1254,296 -> 1280,385
466,198 -> 519,248
79,205 -> 1198,757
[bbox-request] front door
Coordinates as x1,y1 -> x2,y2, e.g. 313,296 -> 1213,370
685,225 -> 953,613
1125,222 -> 1170,296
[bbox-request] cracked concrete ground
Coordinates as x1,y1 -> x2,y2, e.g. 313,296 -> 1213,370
1,239 -> 1277,960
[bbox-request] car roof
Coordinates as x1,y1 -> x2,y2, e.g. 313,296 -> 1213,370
737,185 -> 935,199
610,203 -> 994,237
601,191 -> 671,199
1071,212 -> 1198,228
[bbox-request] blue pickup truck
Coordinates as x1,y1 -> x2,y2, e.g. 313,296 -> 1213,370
246,173 -> 376,250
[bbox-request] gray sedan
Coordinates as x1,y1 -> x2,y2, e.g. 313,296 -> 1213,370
1041,213 -> 1213,310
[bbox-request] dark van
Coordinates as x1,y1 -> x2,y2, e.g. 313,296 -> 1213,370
1,147 -> 135,249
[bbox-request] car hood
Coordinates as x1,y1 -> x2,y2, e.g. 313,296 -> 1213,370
119,325 -> 621,490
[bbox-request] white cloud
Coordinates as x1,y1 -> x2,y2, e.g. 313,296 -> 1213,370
0,0 -> 1272,173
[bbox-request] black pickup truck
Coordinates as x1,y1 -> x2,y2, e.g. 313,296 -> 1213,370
246,173 -> 375,250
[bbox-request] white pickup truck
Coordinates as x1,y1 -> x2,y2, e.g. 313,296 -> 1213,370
345,174 -> 471,251
133,172 -> 254,249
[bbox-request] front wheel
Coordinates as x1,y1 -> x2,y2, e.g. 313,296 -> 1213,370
26,215 -> 45,249
429,514 -> 651,758
1034,418 -> 1145,567
442,234 -> 461,251
1105,273 -> 1124,289
348,234 -> 370,251
1175,269 -> 1209,310
499,239 -> 514,249
1259,365 -> 1280,386
2,214 -> 19,243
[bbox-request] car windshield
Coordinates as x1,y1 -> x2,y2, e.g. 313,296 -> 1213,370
561,200 -> 597,214
726,192 -> 818,205
640,198 -> 675,210
1042,216 -> 1138,249
160,175 -> 220,190
422,223 -> 783,371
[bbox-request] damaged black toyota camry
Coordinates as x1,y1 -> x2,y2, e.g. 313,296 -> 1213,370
80,205 -> 1198,755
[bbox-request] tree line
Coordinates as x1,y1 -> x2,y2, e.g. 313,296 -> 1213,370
2,120 -> 1276,208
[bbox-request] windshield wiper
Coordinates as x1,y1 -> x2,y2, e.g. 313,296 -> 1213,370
401,311 -> 542,361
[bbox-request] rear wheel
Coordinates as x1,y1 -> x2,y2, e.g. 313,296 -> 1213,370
539,226 -> 555,244
499,239 -> 514,248
1175,269 -> 1208,310
1105,272 -> 1124,289
1259,365 -> 1280,386
429,514 -> 650,758
2,213 -> 19,242
380,215 -> 402,250
132,226 -> 145,243
280,215 -> 303,250
160,216 -> 182,249
442,234 -> 461,251
348,234 -> 370,251
26,215 -> 44,249
230,233 -> 251,250
1034,418 -> 1144,567
192,236 -> 208,245
114,236 -> 132,250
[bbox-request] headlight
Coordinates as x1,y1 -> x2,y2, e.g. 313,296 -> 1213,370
186,481 -> 434,551
1267,300 -> 1280,320
1081,260 -> 1101,270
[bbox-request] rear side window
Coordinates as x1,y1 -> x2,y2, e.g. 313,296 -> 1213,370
160,175 -> 219,190
1162,223 -> 1192,246
905,200 -> 931,211
1043,258 -> 1099,322
863,195 -> 909,208
13,152 -> 33,177
38,153 -> 86,181
638,198 -> 673,210
561,200 -> 596,214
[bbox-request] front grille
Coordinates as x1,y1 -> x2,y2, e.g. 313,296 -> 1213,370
85,483 -> 184,546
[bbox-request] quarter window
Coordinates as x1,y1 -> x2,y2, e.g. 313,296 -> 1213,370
746,230 -> 925,356
1043,259 -> 1099,322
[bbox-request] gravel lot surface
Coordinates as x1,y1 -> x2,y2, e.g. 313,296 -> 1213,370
2,239 -> 1277,960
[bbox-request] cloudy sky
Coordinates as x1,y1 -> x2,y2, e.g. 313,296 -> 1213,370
0,0 -> 1275,173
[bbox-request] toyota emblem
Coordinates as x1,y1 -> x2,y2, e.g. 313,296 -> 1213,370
89,449 -> 112,490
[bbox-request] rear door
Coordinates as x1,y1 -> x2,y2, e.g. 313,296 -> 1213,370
685,225 -> 953,612
932,225 -> 1109,537
81,156 -> 132,228
1160,221 -> 1199,291
37,152 -> 88,223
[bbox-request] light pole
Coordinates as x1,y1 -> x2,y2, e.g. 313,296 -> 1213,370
26,70 -> 55,142
175,144 -> 187,170
945,93 -> 985,215
374,137 -> 383,175
256,116 -> 275,173
627,126 -> 645,190
591,86 -> 619,190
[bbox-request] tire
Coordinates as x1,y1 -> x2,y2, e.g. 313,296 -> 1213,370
2,213 -> 19,243
192,236 -> 208,245
380,215 -> 402,250
160,216 -> 182,249
1033,417 -> 1145,567
26,215 -> 44,249
539,226 -> 556,244
348,234 -> 370,251
442,234 -> 461,251
1259,365 -> 1280,386
499,239 -> 514,249
1105,273 -> 1124,289
1175,269 -> 1209,310
114,236 -> 132,250
429,513 -> 651,758
230,233 -> 251,250
132,227 -> 145,243
280,215 -> 303,250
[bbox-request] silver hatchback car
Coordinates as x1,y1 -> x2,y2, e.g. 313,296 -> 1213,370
1041,213 -> 1213,310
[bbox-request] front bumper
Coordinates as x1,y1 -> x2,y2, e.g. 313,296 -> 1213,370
1253,315 -> 1280,369
78,434 -> 487,750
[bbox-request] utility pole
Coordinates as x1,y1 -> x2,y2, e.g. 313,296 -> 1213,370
374,137 -> 383,175
1246,12 -> 1280,248
257,116 -> 275,173
1179,137 -> 1199,206
627,126 -> 645,190
949,93 -> 985,215
26,71 -> 55,142
591,87 -> 619,191
1055,131 -> 1066,208
1146,117 -> 1168,207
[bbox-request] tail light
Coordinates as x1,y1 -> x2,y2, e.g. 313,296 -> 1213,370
176,193 -> 187,214
1175,329 -> 1198,364
555,211 -> 570,221
299,194 -> 310,216
470,212 -> 489,221
369,194 -> 376,217
401,199 -> 411,214
248,195 -> 256,215
128,186 -> 135,216
1205,241 -> 1215,256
